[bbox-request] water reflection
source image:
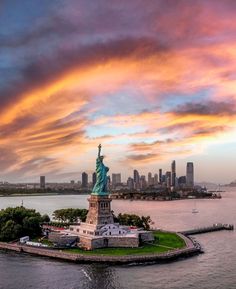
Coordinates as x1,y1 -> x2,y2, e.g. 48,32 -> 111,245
0,252 -> 123,289
82,264 -> 122,289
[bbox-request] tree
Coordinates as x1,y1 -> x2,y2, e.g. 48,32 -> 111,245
52,208 -> 88,223
0,220 -> 20,241
23,216 -> 42,237
41,214 -> 50,223
141,215 -> 152,230
116,213 -> 152,230
0,207 -> 50,242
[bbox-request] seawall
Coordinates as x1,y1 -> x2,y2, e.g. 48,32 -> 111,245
0,233 -> 201,265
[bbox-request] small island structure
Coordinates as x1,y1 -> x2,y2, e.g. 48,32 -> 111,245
69,144 -> 154,249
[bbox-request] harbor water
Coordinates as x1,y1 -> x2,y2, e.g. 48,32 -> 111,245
0,189 -> 235,289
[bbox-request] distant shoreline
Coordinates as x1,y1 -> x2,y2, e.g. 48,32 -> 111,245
0,192 -> 222,201
110,194 -> 222,201
0,192 -> 90,198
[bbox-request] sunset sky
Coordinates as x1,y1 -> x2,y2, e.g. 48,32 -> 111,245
1,0 -> 236,183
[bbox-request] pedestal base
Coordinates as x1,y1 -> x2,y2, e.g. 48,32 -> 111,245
85,195 -> 114,226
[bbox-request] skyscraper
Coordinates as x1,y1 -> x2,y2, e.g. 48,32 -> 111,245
107,175 -> 111,190
92,172 -> 96,187
116,174 -> 121,183
178,176 -> 186,188
133,170 -> 140,189
186,162 -> 194,188
127,177 -> 134,190
112,173 -> 121,186
82,172 -> 88,188
140,175 -> 147,189
133,169 -> 140,184
148,172 -> 152,186
165,171 -> 171,188
171,160 -> 176,187
159,169 -> 162,184
154,173 -> 158,185
112,174 -> 116,185
40,176 -> 45,189
161,174 -> 166,184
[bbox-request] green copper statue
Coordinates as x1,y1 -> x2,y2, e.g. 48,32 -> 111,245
92,144 -> 109,195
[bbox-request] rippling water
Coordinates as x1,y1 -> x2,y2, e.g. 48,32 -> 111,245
0,189 -> 235,289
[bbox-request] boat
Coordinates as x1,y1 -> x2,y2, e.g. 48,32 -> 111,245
192,200 -> 199,213
192,208 -> 199,214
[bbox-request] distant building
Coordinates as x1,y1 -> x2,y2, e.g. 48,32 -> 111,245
171,160 -> 176,187
148,172 -> 153,186
154,173 -> 158,185
40,176 -> 45,189
140,175 -> 147,189
186,162 -> 194,188
133,169 -> 140,183
161,174 -> 166,184
178,176 -> 186,187
159,169 -> 162,184
127,177 -> 134,190
107,175 -> 111,190
165,171 -> 171,188
175,177 -> 179,187
92,172 -> 96,187
112,173 -> 121,186
133,169 -> 140,189
82,172 -> 88,188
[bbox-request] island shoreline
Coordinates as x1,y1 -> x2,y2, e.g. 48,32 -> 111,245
0,233 -> 201,265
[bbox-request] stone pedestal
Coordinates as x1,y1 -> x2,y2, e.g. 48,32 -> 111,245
85,195 -> 114,226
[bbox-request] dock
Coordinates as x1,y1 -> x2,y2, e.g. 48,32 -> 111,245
179,223 -> 234,236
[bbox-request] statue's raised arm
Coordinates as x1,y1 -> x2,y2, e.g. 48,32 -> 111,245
98,144 -> 102,158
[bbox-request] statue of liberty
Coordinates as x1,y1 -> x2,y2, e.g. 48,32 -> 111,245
92,144 -> 109,195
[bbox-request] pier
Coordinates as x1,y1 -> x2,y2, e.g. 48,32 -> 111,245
179,223 -> 234,236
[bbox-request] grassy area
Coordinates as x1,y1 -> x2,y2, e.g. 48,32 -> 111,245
155,231 -> 185,249
65,231 -> 186,256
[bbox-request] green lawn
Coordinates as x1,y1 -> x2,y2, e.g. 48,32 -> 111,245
155,231 -> 185,249
64,231 -> 186,256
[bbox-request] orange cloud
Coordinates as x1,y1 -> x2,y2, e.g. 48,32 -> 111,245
1,35 -> 236,179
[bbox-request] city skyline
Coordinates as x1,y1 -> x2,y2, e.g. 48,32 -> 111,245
1,160 -> 196,195
1,160 -> 195,188
0,156 -> 232,185
1,1 -> 236,183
